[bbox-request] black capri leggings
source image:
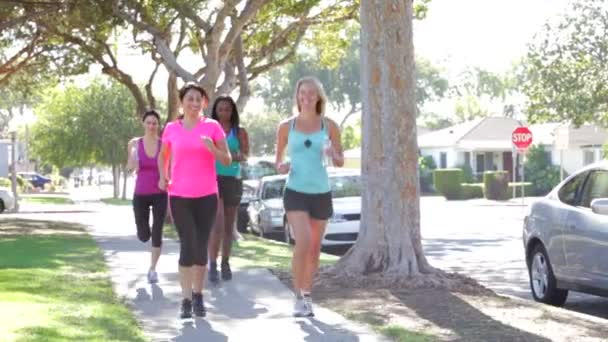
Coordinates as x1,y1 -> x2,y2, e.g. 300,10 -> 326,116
133,193 -> 168,248
170,194 -> 218,267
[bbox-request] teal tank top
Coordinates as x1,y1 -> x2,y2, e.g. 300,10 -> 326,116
286,118 -> 331,194
216,127 -> 241,177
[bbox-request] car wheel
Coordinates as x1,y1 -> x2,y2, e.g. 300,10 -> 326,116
528,243 -> 568,306
0,200 -> 5,213
283,218 -> 294,245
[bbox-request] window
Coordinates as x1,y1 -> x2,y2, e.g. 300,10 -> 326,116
330,175 -> 362,198
440,152 -> 447,168
579,170 -> 608,208
476,154 -> 485,173
464,152 -> 471,167
558,172 -> 588,206
262,179 -> 285,199
583,150 -> 595,166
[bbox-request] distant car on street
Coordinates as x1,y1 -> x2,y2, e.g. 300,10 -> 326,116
18,172 -> 51,189
0,187 -> 15,213
241,157 -> 277,181
523,160 -> 608,306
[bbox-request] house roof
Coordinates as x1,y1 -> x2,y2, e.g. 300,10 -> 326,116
553,124 -> 608,149
418,117 -> 522,150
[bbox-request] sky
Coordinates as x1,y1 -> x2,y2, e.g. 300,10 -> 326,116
80,0 -> 573,119
414,0 -> 570,75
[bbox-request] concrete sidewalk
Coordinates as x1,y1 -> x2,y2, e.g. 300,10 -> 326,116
26,204 -> 386,342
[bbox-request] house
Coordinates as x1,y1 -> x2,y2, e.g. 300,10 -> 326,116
0,140 -> 9,178
342,117 -> 608,179
417,117 -> 608,180
418,117 -> 522,180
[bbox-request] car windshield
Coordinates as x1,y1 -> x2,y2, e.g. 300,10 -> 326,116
330,175 -> 361,198
262,179 -> 286,199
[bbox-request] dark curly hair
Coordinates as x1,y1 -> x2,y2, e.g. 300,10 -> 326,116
211,95 -> 239,133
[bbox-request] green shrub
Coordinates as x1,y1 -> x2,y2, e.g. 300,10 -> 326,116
483,171 -> 509,200
461,183 -> 484,199
0,177 -> 11,188
455,164 -> 475,183
523,145 -> 562,196
433,169 -> 463,200
507,182 -> 534,199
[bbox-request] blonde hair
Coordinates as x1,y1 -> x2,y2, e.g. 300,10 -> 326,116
293,76 -> 328,116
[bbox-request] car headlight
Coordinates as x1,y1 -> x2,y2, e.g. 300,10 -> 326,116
330,213 -> 347,223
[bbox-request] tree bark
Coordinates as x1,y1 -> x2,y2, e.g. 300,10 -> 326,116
335,0 -> 433,280
167,72 -> 179,123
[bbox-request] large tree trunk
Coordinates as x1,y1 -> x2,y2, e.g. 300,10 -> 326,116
335,0 -> 432,280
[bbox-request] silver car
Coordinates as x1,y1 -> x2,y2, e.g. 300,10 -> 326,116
523,160 -> 608,306
247,175 -> 286,236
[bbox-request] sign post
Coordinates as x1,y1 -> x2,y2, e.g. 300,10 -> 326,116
512,126 -> 533,203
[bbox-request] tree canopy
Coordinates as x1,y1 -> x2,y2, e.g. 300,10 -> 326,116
521,0 -> 608,127
30,79 -> 139,170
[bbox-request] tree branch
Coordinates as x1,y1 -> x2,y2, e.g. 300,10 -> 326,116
112,2 -> 196,82
234,35 -> 250,113
218,0 -> 270,61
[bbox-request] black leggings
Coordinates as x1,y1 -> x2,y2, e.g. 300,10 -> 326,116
133,193 -> 168,247
170,194 -> 218,267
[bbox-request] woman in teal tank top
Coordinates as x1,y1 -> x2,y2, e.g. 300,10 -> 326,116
275,76 -> 344,317
208,95 -> 249,284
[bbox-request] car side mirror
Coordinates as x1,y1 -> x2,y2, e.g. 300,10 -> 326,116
591,198 -> 608,215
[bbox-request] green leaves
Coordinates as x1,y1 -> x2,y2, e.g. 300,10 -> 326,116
30,80 -> 140,169
522,0 -> 608,127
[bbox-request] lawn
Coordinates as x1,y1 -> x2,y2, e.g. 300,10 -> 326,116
100,197 -> 132,206
231,234 -> 339,271
20,196 -> 74,205
0,219 -> 146,342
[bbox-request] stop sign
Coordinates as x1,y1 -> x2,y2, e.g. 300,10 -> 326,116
512,126 -> 533,150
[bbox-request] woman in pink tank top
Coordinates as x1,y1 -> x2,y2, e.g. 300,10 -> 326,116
158,82 -> 232,319
126,110 -> 168,285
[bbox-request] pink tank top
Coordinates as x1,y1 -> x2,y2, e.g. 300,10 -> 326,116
134,139 -> 164,195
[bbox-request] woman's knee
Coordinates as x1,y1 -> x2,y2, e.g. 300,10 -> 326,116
136,226 -> 151,243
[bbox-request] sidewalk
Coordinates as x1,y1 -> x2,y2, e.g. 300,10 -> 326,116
58,204 -> 386,341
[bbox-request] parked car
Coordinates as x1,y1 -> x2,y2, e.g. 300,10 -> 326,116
237,179 -> 259,233
0,187 -> 15,213
248,169 -> 362,246
286,169 -> 362,246
247,175 -> 286,236
523,160 -> 608,306
18,172 -> 51,189
241,157 -> 277,180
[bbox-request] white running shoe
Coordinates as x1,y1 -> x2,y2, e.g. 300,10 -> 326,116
293,297 -> 313,317
303,295 -> 314,317
147,270 -> 158,284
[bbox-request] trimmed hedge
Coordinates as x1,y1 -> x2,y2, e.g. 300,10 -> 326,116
461,183 -> 484,199
433,169 -> 463,200
483,171 -> 509,200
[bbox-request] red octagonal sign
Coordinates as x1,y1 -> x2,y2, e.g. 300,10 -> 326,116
512,126 -> 533,150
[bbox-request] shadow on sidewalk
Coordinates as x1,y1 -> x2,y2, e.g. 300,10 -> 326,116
173,320 -> 228,342
296,318 -> 362,342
